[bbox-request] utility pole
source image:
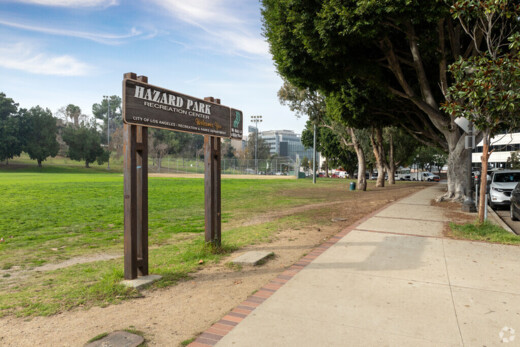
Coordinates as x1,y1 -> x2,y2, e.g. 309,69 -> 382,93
251,115 -> 262,174
313,123 -> 317,184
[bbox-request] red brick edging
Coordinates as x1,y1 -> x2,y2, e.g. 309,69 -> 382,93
188,190 -> 414,346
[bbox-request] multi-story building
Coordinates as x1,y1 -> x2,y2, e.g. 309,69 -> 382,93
472,132 -> 520,169
253,129 -> 318,162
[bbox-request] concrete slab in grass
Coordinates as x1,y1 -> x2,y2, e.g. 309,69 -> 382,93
232,251 -> 274,266
85,331 -> 144,347
120,274 -> 162,290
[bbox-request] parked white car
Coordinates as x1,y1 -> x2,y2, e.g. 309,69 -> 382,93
419,172 -> 440,182
488,170 -> 520,209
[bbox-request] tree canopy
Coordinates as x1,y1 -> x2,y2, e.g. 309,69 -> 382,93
22,106 -> 59,167
62,122 -> 107,168
0,92 -> 22,163
261,0 -> 485,199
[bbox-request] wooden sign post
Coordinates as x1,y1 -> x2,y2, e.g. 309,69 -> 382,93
123,73 -> 149,279
203,97 -> 222,246
122,73 -> 242,279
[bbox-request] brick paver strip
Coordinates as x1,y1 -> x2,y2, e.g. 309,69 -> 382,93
188,191 -> 411,347
227,311 -> 247,319
189,342 -> 213,347
194,337 -> 218,346
217,319 -> 238,327
211,323 -> 234,332
206,327 -> 230,336
199,332 -> 223,341
232,307 -> 252,315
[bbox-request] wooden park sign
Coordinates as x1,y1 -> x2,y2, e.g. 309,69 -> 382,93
122,72 -> 243,279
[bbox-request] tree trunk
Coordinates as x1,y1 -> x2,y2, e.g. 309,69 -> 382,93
349,128 -> 367,191
478,131 -> 490,223
325,158 -> 329,177
370,127 -> 386,187
385,131 -> 396,185
37,159 -> 42,168
442,131 -> 471,201
85,161 -> 90,168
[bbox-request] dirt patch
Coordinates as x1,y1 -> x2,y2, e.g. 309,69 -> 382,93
0,184 -> 426,347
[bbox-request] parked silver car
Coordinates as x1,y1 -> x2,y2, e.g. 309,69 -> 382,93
511,182 -> 520,221
488,170 -> 520,209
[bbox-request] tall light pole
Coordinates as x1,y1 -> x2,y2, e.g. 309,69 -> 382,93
251,115 -> 262,174
103,95 -> 110,170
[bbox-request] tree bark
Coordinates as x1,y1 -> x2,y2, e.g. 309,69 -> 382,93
370,127 -> 386,187
373,127 -> 386,187
443,130 -> 471,201
85,161 -> 90,168
349,128 -> 367,191
385,131 -> 396,185
478,131 -> 490,223
38,159 -> 42,168
381,23 -> 474,201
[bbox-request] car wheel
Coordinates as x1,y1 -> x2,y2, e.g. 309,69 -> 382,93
488,197 -> 496,210
512,204 -> 519,221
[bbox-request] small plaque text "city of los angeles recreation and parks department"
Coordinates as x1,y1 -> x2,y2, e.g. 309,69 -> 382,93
123,78 -> 243,139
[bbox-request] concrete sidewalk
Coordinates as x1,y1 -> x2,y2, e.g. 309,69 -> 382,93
191,185 -> 520,346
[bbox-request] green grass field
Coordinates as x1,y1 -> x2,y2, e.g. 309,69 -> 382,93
0,164 -> 358,317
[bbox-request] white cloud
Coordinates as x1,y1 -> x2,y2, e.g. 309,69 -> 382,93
0,19 -> 150,45
10,0 -> 118,7
151,0 -> 240,26
150,0 -> 269,58
0,42 -> 90,76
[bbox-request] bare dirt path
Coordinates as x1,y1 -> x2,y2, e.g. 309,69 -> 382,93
0,183 -> 429,347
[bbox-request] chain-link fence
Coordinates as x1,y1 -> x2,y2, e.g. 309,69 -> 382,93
148,157 -> 299,176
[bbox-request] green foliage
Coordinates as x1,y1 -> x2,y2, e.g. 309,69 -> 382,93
92,95 -> 122,137
64,104 -> 81,127
443,0 -> 520,135
278,78 -> 326,123
245,133 -> 271,160
443,55 -> 520,135
506,151 -> 520,169
222,139 -> 236,159
450,221 -> 520,244
62,123 -> 106,168
301,155 -> 310,172
21,106 -> 59,167
414,146 -> 448,172
0,92 -> 23,162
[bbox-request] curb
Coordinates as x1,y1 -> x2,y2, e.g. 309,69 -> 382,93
486,206 -> 516,234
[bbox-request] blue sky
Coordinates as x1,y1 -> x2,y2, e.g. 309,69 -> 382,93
0,0 -> 307,134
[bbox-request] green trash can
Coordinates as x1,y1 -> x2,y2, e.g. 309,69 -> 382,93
349,182 -> 356,191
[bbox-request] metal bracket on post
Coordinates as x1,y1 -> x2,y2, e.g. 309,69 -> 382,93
123,73 -> 149,280
204,97 -> 222,247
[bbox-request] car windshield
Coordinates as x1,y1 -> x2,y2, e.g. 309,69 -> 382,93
493,173 -> 520,183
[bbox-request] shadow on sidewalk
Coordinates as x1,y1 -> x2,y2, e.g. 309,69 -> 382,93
307,235 -> 429,272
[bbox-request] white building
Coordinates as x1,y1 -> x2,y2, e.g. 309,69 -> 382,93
472,132 -> 520,169
256,129 -> 319,162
